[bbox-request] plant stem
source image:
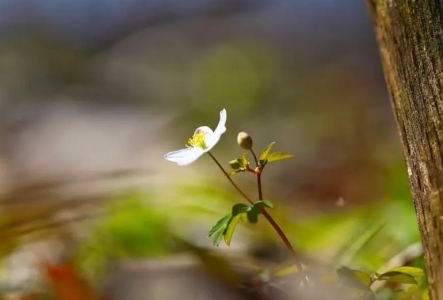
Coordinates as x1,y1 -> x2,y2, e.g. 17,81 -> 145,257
208,152 -> 253,205
207,151 -> 305,277
257,173 -> 263,200
250,149 -> 259,168
255,171 -> 304,275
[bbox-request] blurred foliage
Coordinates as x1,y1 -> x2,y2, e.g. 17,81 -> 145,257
75,191 -> 174,282
189,40 -> 279,114
54,147 -> 424,300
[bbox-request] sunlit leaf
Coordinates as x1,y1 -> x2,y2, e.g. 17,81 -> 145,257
266,152 -> 294,163
242,153 -> 248,167
377,272 -> 418,284
259,142 -> 275,165
381,266 -> 424,278
224,214 -> 242,246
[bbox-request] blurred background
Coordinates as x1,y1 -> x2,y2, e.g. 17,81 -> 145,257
0,0 -> 423,299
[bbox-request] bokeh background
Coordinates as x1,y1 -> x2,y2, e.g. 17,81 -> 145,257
0,0 -> 422,299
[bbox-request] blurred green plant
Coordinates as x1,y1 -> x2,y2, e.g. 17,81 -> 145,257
75,191 -> 174,283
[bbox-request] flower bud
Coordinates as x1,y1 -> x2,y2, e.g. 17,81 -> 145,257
237,132 -> 253,150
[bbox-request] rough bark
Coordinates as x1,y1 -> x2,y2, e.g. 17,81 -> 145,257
365,1 -> 443,299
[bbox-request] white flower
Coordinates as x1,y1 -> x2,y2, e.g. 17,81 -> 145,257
164,109 -> 227,166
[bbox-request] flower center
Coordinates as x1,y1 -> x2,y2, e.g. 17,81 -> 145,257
186,131 -> 208,149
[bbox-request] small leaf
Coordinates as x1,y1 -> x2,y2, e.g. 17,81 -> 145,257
209,226 -> 225,247
242,153 -> 248,167
251,200 -> 274,211
247,209 -> 259,223
208,213 -> 232,247
337,266 -> 370,289
261,200 -> 274,209
376,272 -> 418,284
224,214 -> 241,246
229,159 -> 242,170
380,266 -> 424,278
232,203 -> 250,217
266,152 -> 294,163
259,142 -> 275,164
208,213 -> 231,237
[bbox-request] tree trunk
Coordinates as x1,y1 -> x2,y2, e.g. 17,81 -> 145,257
366,1 -> 443,299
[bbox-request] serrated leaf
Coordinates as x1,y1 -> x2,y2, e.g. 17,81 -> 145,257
210,230 -> 224,247
208,213 -> 231,237
208,213 -> 232,247
266,152 -> 294,163
380,266 -> 424,278
232,203 -> 250,217
376,272 -> 418,284
259,142 -> 275,163
224,214 -> 241,246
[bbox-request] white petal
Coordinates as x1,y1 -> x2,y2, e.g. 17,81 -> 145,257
204,109 -> 227,151
214,109 -> 227,136
194,126 -> 213,136
164,148 -> 204,166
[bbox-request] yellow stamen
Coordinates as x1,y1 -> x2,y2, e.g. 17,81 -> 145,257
186,131 -> 208,149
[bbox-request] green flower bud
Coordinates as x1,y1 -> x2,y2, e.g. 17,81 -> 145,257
237,132 -> 253,150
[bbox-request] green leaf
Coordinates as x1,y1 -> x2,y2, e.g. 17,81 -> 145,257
354,270 -> 372,286
251,200 -> 274,211
247,208 -> 259,223
259,142 -> 275,165
376,266 -> 424,285
232,203 -> 250,217
337,266 -> 370,289
224,214 -> 241,246
242,153 -> 248,167
229,159 -> 243,170
381,266 -> 424,278
260,200 -> 274,209
266,152 -> 294,163
208,213 -> 232,247
244,201 -> 274,224
376,272 -> 418,284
